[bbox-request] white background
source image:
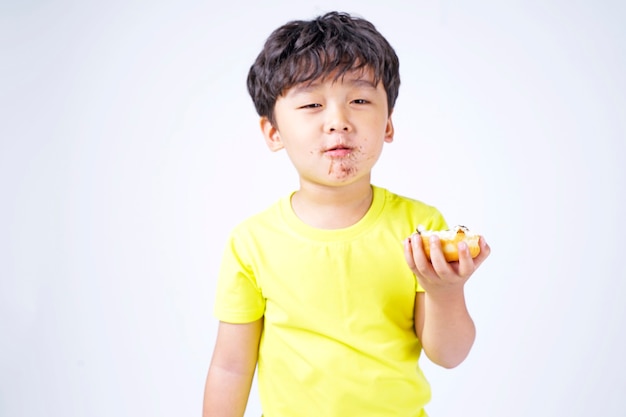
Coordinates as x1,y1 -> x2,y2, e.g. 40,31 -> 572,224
1,1 -> 625,416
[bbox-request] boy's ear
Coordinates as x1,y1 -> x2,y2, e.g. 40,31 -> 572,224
384,115 -> 395,143
260,117 -> 284,152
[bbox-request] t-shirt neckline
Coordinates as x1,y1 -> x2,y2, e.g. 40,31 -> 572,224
279,185 -> 386,242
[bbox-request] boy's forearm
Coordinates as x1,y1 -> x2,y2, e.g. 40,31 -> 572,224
203,365 -> 254,417
203,320 -> 262,417
421,289 -> 476,369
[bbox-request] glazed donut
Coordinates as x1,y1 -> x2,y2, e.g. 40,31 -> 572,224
416,225 -> 481,262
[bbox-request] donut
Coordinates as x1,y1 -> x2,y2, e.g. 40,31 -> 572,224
415,225 -> 481,262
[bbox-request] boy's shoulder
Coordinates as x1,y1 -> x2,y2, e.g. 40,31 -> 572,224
375,186 -> 447,230
377,186 -> 440,211
229,194 -> 289,233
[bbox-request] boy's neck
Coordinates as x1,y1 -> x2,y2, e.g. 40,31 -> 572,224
290,179 -> 374,230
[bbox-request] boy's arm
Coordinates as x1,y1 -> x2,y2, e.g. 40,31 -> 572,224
203,319 -> 263,417
405,234 -> 490,369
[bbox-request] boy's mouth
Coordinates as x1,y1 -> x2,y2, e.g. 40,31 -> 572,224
324,144 -> 353,158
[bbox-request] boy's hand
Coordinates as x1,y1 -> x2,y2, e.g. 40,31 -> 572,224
404,233 -> 491,296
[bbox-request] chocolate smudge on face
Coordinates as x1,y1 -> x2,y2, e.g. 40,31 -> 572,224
326,148 -> 360,179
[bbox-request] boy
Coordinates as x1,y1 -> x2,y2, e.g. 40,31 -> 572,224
203,11 -> 490,417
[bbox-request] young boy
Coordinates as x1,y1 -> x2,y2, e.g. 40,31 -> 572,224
203,11 -> 490,417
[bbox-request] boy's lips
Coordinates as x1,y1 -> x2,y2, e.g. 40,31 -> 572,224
323,144 -> 353,157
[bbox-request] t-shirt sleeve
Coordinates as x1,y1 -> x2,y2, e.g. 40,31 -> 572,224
420,206 -> 448,232
213,230 -> 266,323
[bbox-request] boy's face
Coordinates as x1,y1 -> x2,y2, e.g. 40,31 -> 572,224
261,68 -> 394,188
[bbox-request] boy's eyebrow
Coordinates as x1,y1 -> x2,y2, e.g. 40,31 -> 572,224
288,83 -> 319,96
288,77 -> 378,96
348,78 -> 378,89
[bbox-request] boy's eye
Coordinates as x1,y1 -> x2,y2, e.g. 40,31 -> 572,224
299,103 -> 322,109
352,99 -> 369,104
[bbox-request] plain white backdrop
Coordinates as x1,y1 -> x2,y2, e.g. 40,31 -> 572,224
1,1 -> 625,416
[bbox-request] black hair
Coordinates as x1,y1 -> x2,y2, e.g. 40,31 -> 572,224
247,11 -> 400,125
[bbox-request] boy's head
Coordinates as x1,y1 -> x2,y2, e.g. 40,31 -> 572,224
247,11 -> 400,126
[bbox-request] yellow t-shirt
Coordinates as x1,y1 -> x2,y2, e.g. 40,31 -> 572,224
214,186 -> 447,416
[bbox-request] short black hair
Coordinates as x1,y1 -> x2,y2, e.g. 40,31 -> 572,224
247,11 -> 401,125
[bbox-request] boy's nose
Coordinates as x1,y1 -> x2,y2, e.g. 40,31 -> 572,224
325,105 -> 352,133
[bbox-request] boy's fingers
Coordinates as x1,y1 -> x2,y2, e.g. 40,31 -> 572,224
403,237 -> 417,270
427,235 -> 451,278
456,241 -> 475,277
409,233 -> 434,276
472,236 -> 491,268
